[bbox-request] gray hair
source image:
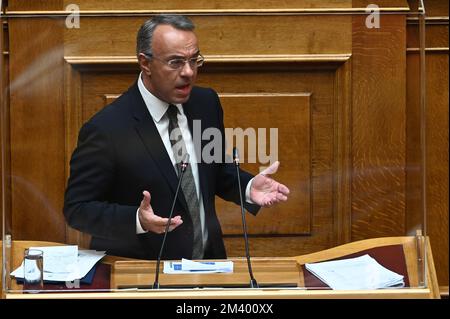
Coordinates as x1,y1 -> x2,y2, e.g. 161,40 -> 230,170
136,15 -> 195,58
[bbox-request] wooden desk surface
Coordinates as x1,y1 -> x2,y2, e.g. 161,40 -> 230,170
1,236 -> 440,299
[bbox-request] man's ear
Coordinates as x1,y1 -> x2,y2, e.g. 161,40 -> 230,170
138,53 -> 151,76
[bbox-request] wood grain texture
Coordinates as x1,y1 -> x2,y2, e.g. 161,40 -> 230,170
113,258 -> 300,289
351,15 -> 407,240
7,0 -> 63,11
8,18 -> 66,242
196,61 -> 351,255
421,0 -> 449,17
64,56 -> 350,256
425,53 -> 449,289
7,0 -> 352,12
2,237 -> 439,299
217,94 -> 311,235
63,15 -> 351,57
66,0 -> 353,11
406,53 -> 423,237
422,0 -> 449,289
4,1 -> 447,287
0,15 -> 11,236
8,0 -> 414,13
333,58 -> 352,245
406,10 -> 449,287
407,22 -> 449,48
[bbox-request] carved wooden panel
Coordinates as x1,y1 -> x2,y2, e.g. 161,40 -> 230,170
62,54 -> 351,257
217,93 -> 311,235
9,1 -> 446,271
102,92 -> 312,236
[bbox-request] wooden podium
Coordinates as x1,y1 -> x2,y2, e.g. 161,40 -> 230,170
1,236 -> 440,299
113,258 -> 300,289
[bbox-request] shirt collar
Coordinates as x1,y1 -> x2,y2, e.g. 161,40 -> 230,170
137,72 -> 183,122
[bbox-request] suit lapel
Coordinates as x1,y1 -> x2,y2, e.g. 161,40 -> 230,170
128,84 -> 189,212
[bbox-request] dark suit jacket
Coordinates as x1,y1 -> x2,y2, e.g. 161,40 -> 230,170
63,83 -> 260,260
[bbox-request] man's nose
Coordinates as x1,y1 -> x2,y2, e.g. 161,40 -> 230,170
179,61 -> 195,77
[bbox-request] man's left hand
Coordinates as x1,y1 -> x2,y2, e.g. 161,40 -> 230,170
249,161 -> 290,207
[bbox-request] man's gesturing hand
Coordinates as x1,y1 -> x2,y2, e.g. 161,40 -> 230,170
138,190 -> 183,234
250,161 -> 290,207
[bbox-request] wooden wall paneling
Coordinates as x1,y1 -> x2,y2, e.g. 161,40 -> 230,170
0,14 -> 10,237
422,0 -> 449,17
0,15 -> 2,236
62,54 -> 352,258
63,60 -> 85,248
4,0 -> 418,14
7,2 -> 422,260
7,0 -> 353,13
425,51 -> 449,289
351,15 -> 407,240
9,17 -> 66,242
64,0 -> 353,12
9,0 -> 413,13
59,7 -> 353,258
217,93 -> 312,235
7,0 -> 63,12
406,11 -> 449,288
63,15 -> 351,57
422,0 -> 449,290
196,57 -> 352,256
63,61 -> 139,248
353,0 -> 409,10
405,52 -> 422,236
81,72 -> 138,122
333,58 -> 352,246
408,21 -> 449,48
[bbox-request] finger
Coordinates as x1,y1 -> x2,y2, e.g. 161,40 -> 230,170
170,215 -> 183,225
260,161 -> 280,176
276,192 -> 288,201
278,184 -> 290,195
168,220 -> 183,232
269,191 -> 284,205
141,190 -> 151,209
264,200 -> 273,206
152,216 -> 172,227
261,195 -> 274,206
162,216 -> 183,232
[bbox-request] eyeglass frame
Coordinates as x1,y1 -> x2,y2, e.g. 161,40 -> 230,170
143,52 -> 205,70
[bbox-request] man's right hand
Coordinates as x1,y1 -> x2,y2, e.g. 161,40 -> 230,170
138,190 -> 183,234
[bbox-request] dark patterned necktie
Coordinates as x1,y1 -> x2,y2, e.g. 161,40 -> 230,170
166,104 -> 203,259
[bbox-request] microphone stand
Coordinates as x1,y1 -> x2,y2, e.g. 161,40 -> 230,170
153,154 -> 189,289
233,148 -> 259,288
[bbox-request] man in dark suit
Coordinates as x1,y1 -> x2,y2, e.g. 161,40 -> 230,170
64,15 -> 289,260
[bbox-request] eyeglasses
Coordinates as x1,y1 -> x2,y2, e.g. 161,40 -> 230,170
144,53 -> 204,70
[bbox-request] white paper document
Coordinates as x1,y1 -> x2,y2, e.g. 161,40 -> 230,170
11,246 -> 105,282
35,245 -> 78,273
305,254 -> 405,290
163,259 -> 233,274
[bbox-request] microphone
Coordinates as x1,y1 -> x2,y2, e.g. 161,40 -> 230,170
233,147 -> 259,288
153,153 -> 189,289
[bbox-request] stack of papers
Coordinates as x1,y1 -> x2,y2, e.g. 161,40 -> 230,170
11,246 -> 105,282
305,254 -> 405,290
164,259 -> 233,274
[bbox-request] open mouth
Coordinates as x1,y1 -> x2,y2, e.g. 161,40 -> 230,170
176,84 -> 191,94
